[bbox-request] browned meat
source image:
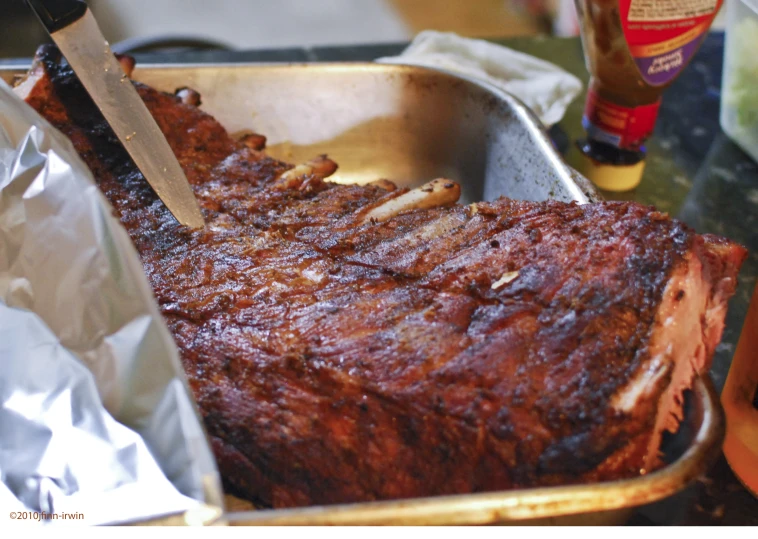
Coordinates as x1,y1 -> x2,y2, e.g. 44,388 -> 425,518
17,45 -> 746,508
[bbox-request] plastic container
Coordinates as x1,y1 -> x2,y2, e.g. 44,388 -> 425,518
721,281 -> 758,497
721,0 -> 758,163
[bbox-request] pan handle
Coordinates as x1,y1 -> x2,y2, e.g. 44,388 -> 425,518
26,0 -> 87,34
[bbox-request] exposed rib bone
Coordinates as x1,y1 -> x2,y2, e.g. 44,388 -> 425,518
360,179 -> 460,224
239,133 -> 267,151
175,86 -> 202,107
274,155 -> 338,190
12,62 -> 44,100
368,179 -> 397,192
231,130 -> 267,150
117,55 -> 136,78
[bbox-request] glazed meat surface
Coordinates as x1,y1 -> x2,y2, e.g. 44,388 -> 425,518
18,46 -> 746,508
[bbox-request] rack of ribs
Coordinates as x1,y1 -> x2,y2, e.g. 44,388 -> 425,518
15,45 -> 746,508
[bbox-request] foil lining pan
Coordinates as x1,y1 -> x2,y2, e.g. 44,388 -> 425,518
0,80 -> 223,526
0,63 -> 724,525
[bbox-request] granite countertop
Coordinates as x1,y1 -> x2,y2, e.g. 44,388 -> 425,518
4,32 -> 755,525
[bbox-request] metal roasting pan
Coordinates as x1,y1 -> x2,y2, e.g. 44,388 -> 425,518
0,63 -> 724,525
3,63 -> 599,205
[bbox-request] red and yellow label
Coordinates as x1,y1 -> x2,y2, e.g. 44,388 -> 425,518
620,0 -> 724,86
582,87 -> 661,149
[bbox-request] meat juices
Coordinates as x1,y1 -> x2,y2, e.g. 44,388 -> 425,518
17,45 -> 746,508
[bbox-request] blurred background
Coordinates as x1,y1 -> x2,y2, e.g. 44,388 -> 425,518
0,0 -> 579,58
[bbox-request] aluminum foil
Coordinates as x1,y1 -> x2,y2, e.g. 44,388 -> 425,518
0,80 -> 223,525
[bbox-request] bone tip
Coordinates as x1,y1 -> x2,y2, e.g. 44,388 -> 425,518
239,132 -> 267,151
175,86 -> 202,107
117,55 -> 136,78
369,179 -> 397,192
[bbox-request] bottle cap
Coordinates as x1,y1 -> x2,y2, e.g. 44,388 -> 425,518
575,150 -> 645,192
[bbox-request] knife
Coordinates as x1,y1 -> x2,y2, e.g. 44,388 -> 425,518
26,0 -> 205,229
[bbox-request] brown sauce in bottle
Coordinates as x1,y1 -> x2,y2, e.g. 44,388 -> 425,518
574,0 -> 724,191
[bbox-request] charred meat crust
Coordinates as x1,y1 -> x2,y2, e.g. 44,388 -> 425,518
19,46 -> 746,508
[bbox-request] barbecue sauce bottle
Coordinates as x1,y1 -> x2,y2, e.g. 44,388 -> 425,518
574,0 -> 724,191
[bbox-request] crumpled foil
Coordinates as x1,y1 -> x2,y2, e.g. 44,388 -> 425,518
0,80 -> 223,525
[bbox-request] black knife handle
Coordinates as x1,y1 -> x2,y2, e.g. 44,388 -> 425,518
26,0 -> 87,33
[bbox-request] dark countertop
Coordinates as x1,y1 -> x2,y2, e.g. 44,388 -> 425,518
4,33 -> 755,525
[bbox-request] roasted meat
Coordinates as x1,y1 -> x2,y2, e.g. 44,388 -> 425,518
16,46 -> 746,508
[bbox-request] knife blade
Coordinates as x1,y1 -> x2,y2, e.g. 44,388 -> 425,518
26,0 -> 205,228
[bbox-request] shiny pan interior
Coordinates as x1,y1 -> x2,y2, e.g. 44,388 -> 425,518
1,62 -> 598,205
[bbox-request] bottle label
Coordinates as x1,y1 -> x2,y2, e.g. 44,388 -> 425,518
620,0 -> 723,86
583,88 -> 661,149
